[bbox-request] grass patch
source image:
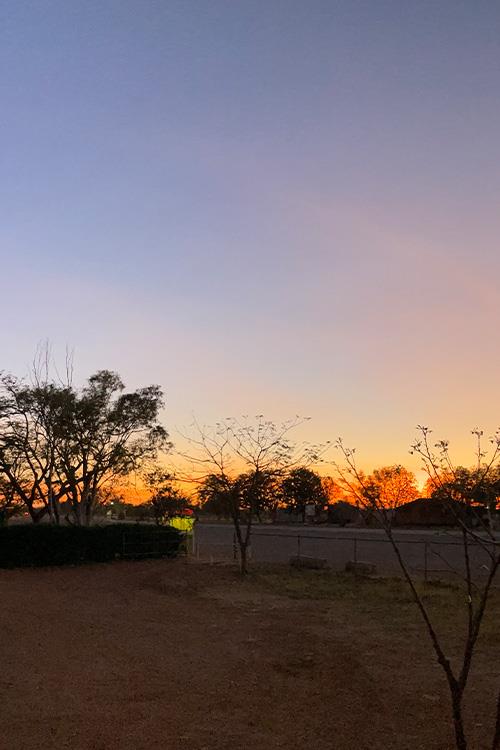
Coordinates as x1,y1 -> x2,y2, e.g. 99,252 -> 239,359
250,565 -> 459,605
248,565 -> 500,640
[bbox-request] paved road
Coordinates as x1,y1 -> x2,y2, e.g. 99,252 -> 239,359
193,523 -> 497,579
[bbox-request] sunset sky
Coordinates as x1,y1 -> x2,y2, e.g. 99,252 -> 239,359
2,1 -> 500,474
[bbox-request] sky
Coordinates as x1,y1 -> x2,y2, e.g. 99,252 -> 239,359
1,0 -> 500,475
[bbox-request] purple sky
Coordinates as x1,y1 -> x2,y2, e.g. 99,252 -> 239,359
1,1 -> 500,470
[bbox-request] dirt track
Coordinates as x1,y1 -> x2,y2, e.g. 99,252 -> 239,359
0,559 -> 497,749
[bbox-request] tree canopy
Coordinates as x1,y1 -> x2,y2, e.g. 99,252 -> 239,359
0,369 -> 169,525
280,467 -> 327,512
143,467 -> 189,525
182,415 -> 327,572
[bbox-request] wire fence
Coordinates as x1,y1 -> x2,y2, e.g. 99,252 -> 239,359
193,526 -> 497,581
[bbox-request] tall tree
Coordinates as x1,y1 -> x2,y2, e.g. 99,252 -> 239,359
181,416 -> 326,573
280,467 -> 327,520
428,466 -> 500,531
54,371 -> 168,525
198,473 -> 232,517
0,374 -> 69,523
0,369 -> 169,525
144,467 -> 189,525
321,475 -> 349,504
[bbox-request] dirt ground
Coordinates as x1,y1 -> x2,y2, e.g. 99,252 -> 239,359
0,559 -> 499,750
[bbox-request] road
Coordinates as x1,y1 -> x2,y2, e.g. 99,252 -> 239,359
193,523 -> 496,579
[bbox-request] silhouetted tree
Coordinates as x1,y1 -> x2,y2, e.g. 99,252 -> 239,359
198,473 -> 233,517
0,368 -> 169,525
0,477 -> 23,526
180,416 -> 326,573
321,475 -> 349,503
429,466 -> 500,531
0,372 -> 70,523
144,467 -> 189,525
335,427 -> 500,750
280,467 -> 327,521
356,464 -> 419,525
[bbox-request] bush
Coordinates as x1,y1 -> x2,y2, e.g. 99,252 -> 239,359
0,523 -> 183,568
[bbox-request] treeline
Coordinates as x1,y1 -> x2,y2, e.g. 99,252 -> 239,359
195,464 -> 420,521
0,364 -> 421,529
2,366 -> 499,544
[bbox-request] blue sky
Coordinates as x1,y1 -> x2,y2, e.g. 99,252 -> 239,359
1,1 -> 500,468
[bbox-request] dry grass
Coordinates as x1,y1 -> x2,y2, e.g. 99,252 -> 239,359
0,559 -> 498,749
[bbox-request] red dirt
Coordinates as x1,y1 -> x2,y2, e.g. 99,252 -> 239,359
0,559 -> 496,749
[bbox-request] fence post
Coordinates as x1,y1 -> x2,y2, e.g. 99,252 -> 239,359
424,542 -> 428,582
233,531 -> 237,561
297,534 -> 301,558
353,537 -> 357,563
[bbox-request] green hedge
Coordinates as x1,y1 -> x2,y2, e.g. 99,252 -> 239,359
0,523 -> 183,568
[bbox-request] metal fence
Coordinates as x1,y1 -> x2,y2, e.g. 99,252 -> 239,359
193,526 -> 496,581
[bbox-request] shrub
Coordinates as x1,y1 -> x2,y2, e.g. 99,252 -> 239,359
0,523 -> 183,568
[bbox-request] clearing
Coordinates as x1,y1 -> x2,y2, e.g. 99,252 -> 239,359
0,559 -> 498,749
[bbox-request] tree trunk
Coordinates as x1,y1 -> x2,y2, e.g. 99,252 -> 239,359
239,543 -> 248,575
84,500 -> 92,527
231,514 -> 251,575
73,501 -> 83,526
492,688 -> 500,750
451,688 -> 467,750
30,507 -> 47,524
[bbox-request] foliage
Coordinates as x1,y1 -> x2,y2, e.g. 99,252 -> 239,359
321,475 -> 349,504
234,470 -> 278,517
0,523 -> 182,568
280,467 -> 327,513
364,465 -> 419,509
427,466 -> 500,526
197,469 -> 277,519
197,473 -> 232,516
143,467 -> 189,525
182,415 -> 327,572
334,461 -> 419,523
0,368 -> 169,526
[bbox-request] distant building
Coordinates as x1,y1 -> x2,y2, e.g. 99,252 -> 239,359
327,501 -> 363,526
393,498 -> 457,527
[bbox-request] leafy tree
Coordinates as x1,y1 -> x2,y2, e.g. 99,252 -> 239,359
235,470 -> 279,521
56,371 -> 169,525
198,471 -> 279,520
428,466 -> 500,530
321,475 -> 349,504
198,473 -> 232,517
144,468 -> 189,525
280,467 -> 327,520
0,373 -> 70,523
364,465 -> 419,520
0,369 -> 169,526
335,464 -> 419,526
